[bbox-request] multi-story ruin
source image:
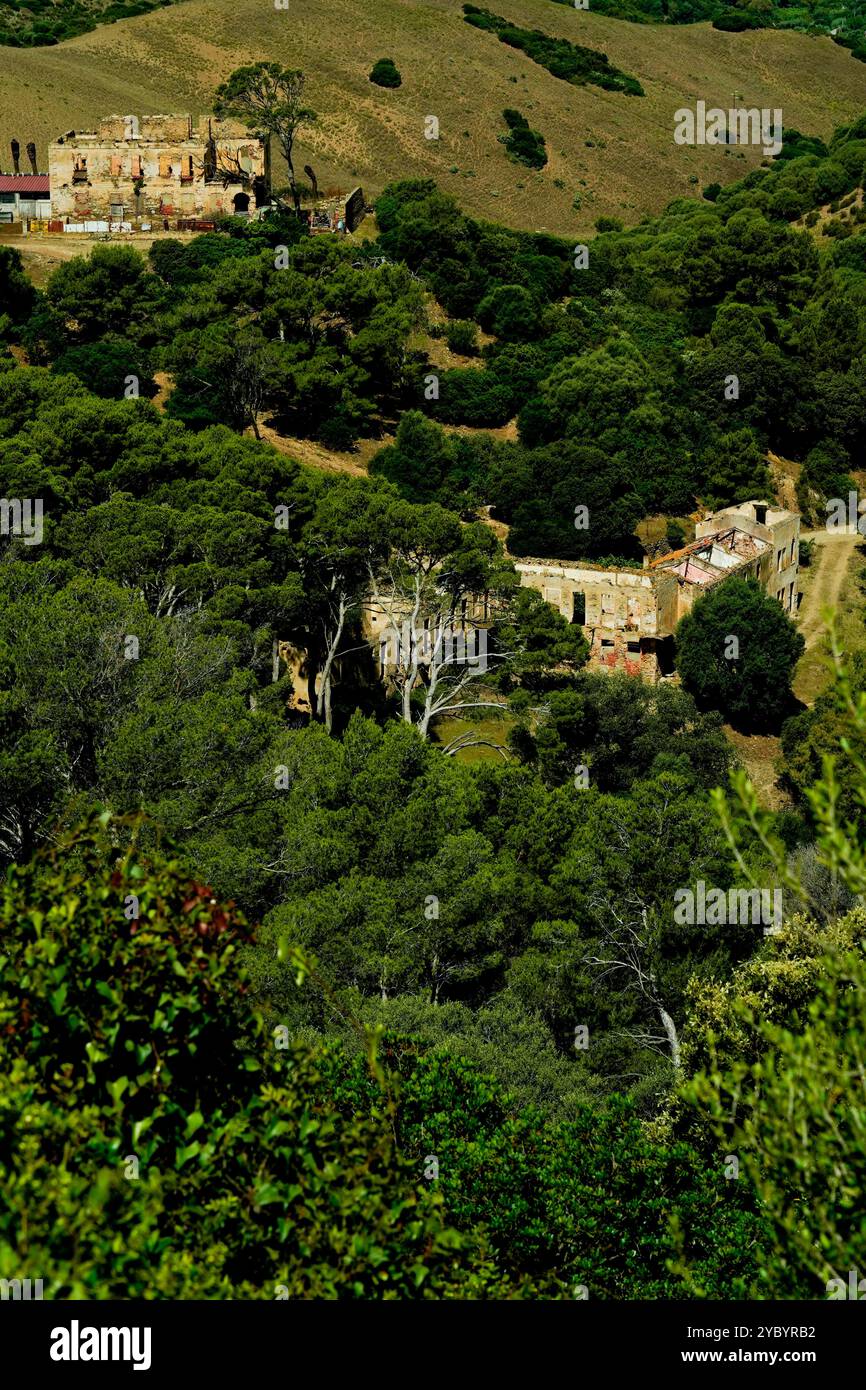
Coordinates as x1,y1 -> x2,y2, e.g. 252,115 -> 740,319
273,501 -> 800,712
514,500 -> 800,682
48,115 -> 270,227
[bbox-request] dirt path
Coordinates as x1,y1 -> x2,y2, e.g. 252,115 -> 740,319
723,726 -> 788,811
797,529 -> 860,650
1,231 -> 163,289
792,527 -> 863,707
251,422 -> 378,477
1,229 -> 207,289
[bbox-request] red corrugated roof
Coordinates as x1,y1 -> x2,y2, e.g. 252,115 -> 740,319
0,175 -> 50,194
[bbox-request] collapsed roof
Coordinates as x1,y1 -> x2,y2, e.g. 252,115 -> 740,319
650,526 -> 768,588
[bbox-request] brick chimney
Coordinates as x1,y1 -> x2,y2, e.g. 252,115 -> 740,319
11,139 -> 19,175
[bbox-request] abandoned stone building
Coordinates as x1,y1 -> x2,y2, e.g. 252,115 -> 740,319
514,501 -> 800,682
273,500 -> 800,712
47,115 -> 270,227
275,594 -> 492,718
366,593 -> 491,677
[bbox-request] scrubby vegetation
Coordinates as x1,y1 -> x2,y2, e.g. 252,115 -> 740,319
500,108 -> 547,170
370,116 -> 866,555
0,0 -> 180,47
463,5 -> 645,96
369,56 -> 402,87
550,0 -> 866,53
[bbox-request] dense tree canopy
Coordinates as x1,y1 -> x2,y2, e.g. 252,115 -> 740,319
675,578 -> 805,728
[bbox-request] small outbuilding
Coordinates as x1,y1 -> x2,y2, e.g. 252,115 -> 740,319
0,174 -> 51,223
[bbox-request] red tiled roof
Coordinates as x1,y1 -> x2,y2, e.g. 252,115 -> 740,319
0,175 -> 50,194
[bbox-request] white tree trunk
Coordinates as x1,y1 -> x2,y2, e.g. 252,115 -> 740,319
659,1007 -> 680,1070
316,594 -> 347,733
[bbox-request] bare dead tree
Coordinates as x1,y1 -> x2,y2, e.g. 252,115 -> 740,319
583,903 -> 681,1070
191,123 -> 265,215
367,559 -> 507,739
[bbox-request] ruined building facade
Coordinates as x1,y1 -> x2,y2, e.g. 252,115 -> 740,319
273,501 -> 800,712
514,501 -> 800,682
48,115 -> 270,226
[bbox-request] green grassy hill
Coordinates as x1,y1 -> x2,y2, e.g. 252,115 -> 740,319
1,0 -> 866,234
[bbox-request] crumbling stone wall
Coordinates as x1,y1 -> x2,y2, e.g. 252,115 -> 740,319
514,558 -> 664,679
514,499 -> 800,684
48,114 -> 270,224
693,502 -> 800,615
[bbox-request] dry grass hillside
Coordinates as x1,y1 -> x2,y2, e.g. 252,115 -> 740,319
1,0 -> 865,233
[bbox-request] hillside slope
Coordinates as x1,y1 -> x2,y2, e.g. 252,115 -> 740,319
1,0 -> 865,233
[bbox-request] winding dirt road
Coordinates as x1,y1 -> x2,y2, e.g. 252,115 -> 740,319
797,529 -> 860,651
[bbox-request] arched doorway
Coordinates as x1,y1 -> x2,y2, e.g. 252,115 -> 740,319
232,192 -> 250,215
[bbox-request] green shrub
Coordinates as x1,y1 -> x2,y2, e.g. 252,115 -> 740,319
445,319 -> 480,354
52,339 -> 156,399
712,11 -> 761,30
370,57 -> 402,88
500,109 -> 547,170
463,5 -> 644,96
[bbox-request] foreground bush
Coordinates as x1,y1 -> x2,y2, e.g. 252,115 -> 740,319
0,816 -> 522,1298
0,813 -> 773,1298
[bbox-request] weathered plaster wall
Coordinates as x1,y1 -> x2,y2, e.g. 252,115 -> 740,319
514,558 -> 662,678
48,114 -> 269,223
